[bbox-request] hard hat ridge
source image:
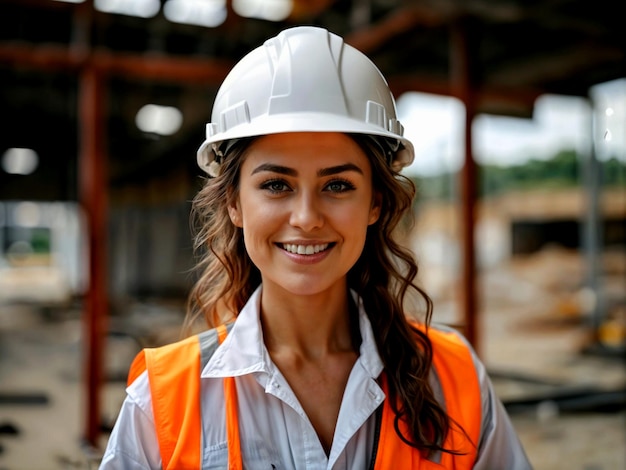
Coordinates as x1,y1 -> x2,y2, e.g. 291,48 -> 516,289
197,25 -> 415,175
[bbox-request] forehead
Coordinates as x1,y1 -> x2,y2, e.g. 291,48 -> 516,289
241,132 -> 371,172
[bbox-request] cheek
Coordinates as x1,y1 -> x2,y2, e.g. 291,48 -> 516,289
237,188 -> 264,225
239,203 -> 282,250
334,202 -> 375,234
240,202 -> 282,227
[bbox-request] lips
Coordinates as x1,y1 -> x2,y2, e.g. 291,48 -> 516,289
280,243 -> 331,255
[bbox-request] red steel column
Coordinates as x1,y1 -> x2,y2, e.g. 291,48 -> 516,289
79,63 -> 108,447
450,18 -> 479,352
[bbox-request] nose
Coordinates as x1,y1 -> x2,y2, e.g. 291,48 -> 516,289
289,193 -> 324,232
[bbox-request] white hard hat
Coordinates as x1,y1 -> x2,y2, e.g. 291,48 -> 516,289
197,25 -> 414,174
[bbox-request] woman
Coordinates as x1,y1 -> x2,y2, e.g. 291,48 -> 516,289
100,26 -> 531,469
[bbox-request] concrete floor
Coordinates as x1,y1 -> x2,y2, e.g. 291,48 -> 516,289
0,292 -> 624,470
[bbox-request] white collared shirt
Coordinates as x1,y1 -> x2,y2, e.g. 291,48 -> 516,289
100,286 -> 532,469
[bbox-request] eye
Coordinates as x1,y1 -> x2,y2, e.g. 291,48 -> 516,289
325,179 -> 356,193
260,179 -> 291,194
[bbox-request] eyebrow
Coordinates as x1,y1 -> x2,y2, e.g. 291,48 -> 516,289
251,163 -> 364,177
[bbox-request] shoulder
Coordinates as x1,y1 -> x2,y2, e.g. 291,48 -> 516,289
411,322 -> 478,365
127,324 -> 235,386
410,321 -> 484,403
127,334 -> 200,386
423,323 -> 487,399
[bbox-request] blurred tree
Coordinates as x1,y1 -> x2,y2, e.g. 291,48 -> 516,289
412,149 -> 625,201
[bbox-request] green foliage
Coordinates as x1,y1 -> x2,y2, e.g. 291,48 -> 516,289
603,157 -> 626,187
412,149 -> 625,201
480,149 -> 580,196
412,173 -> 456,202
30,228 -> 51,253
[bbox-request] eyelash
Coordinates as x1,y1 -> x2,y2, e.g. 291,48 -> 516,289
325,178 -> 356,193
259,178 -> 356,194
260,179 -> 290,194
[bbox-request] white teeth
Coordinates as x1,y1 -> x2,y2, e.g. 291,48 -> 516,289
283,243 -> 329,255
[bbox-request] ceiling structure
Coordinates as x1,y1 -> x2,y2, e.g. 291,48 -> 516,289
0,0 -> 624,200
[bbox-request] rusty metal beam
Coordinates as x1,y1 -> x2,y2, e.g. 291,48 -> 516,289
0,43 -> 233,84
388,74 -> 542,118
450,18 -> 479,352
78,64 -> 107,447
346,4 -> 446,54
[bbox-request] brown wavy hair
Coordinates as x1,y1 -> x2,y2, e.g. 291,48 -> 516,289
184,134 -> 457,456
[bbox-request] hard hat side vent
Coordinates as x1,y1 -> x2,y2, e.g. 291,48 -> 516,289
365,100 -> 388,130
218,101 -> 251,134
389,118 -> 404,137
206,123 -> 218,138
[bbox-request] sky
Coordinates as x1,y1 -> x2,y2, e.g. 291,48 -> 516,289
396,78 -> 626,177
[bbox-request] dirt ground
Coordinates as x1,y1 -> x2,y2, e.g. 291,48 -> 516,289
0,248 -> 624,469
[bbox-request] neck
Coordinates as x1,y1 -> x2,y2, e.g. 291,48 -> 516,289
260,283 -> 357,359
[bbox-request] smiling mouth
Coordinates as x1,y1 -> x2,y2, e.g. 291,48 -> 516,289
280,243 -> 331,255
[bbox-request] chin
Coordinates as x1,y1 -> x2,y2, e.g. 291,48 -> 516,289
269,276 -> 344,298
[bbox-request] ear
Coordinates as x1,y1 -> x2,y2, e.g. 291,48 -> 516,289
368,192 -> 382,225
228,201 -> 243,227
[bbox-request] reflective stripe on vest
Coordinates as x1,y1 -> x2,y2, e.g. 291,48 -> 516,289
127,324 -> 480,469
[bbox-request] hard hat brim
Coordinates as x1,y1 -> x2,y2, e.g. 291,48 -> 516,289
196,112 -> 415,174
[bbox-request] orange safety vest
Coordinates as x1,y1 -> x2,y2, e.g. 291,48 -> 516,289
127,324 -> 481,469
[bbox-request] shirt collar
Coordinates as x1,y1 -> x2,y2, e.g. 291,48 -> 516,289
201,285 -> 384,379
